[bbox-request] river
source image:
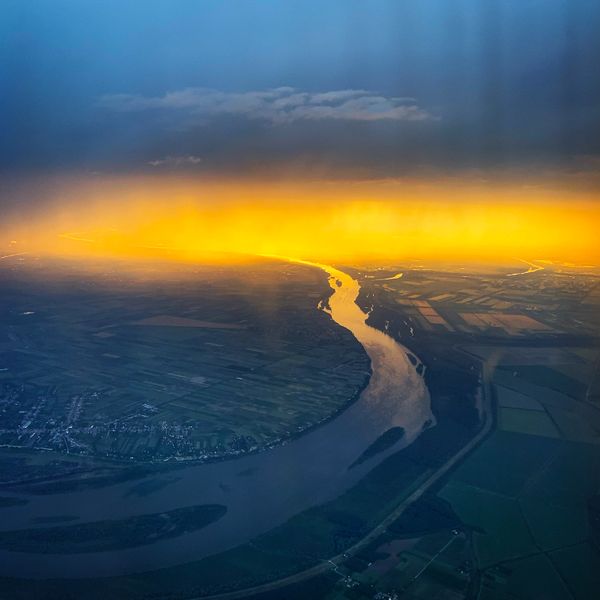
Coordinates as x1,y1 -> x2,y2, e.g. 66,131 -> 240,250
0,260 -> 433,578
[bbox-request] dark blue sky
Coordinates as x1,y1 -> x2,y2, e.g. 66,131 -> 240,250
1,0 -> 599,183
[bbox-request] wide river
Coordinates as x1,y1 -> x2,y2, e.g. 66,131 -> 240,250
0,261 -> 433,579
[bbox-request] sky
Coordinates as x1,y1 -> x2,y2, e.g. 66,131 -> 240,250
1,0 -> 600,262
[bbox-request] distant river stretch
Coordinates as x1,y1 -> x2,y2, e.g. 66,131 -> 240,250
0,260 -> 433,578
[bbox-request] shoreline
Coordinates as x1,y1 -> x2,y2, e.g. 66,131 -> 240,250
0,262 -> 375,492
0,259 -> 433,580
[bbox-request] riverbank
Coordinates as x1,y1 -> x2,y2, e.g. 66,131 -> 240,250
0,259 -> 432,582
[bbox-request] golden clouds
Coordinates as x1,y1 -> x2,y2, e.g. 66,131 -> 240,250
2,176 -> 599,265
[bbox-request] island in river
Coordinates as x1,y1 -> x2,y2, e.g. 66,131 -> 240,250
0,256 -> 433,580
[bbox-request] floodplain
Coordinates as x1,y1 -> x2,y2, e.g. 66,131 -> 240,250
0,257 -> 598,599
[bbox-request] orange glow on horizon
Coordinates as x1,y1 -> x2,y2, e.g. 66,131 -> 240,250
2,176 -> 599,265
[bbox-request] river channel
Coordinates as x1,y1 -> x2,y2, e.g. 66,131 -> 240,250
0,261 -> 433,578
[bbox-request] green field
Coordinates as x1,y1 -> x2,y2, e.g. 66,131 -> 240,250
440,482 -> 537,567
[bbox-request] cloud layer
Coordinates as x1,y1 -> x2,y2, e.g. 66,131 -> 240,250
99,87 -> 435,124
148,155 -> 203,167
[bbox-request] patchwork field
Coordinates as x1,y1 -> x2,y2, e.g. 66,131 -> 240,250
0,258 -> 370,465
1,260 -> 598,600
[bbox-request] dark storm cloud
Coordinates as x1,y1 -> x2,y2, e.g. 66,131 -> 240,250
1,0 -> 599,182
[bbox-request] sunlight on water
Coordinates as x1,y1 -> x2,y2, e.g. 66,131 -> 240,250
283,256 -> 434,441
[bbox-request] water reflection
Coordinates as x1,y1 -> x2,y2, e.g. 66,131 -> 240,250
0,261 -> 433,578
